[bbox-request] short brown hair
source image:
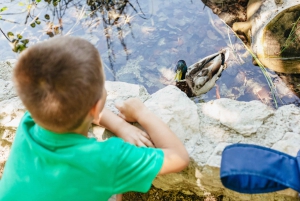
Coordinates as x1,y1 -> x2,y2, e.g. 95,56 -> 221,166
14,36 -> 105,132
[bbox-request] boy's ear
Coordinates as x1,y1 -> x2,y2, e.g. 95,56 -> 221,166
90,88 -> 107,124
90,95 -> 106,124
90,100 -> 101,123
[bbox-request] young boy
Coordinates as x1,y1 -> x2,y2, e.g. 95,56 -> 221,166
0,36 -> 189,201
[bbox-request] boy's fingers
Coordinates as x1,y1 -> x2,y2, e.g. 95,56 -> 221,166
140,131 -> 151,140
141,136 -> 154,147
137,141 -> 147,147
134,135 -> 154,148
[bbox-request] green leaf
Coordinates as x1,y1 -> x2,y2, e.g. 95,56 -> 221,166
17,34 -> 23,39
36,0 -> 41,2
7,32 -> 14,39
35,20 -> 41,25
0,6 -> 8,12
18,44 -> 26,52
30,23 -> 36,28
21,39 -> 29,44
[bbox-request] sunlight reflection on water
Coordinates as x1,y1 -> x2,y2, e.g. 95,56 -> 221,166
0,0 -> 299,108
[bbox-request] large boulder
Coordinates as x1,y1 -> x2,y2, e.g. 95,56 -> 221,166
149,87 -> 300,201
1,62 -> 300,200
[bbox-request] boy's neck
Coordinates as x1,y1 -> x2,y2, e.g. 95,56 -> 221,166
42,117 -> 92,137
69,118 -> 92,137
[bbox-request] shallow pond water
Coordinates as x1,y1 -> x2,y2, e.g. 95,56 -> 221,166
0,0 -> 299,108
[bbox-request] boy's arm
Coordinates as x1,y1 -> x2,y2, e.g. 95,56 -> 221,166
93,108 -> 154,147
115,98 -> 190,175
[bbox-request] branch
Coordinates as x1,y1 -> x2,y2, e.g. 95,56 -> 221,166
0,27 -> 12,43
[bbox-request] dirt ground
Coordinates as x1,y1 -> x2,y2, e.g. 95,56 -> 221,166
123,186 -> 223,201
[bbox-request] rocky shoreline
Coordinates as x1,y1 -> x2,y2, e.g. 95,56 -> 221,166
1,59 -> 300,200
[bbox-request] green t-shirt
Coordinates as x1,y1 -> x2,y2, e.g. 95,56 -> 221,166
0,112 -> 164,201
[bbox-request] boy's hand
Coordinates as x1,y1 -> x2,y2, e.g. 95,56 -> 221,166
116,122 -> 154,147
117,98 -> 190,175
115,98 -> 148,123
93,107 -> 154,147
115,98 -> 155,147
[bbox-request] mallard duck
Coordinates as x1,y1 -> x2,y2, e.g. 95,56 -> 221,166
175,48 -> 229,97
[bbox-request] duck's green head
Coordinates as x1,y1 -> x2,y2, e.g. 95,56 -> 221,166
175,60 -> 187,81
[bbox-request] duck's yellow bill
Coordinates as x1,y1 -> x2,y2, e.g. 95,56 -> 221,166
175,70 -> 182,81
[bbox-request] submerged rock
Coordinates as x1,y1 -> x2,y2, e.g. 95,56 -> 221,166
203,0 -> 300,74
251,0 -> 300,73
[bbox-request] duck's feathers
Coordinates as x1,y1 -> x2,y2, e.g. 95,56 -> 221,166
192,64 -> 224,95
185,48 -> 229,96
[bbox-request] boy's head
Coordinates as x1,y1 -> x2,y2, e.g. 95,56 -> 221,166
14,36 -> 105,132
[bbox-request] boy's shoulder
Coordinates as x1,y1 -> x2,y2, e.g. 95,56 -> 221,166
0,112 -> 164,200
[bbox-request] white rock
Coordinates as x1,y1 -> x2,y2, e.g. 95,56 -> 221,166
200,99 -> 274,136
272,132 -> 300,156
144,85 -> 200,145
0,59 -> 16,81
0,97 -> 26,143
105,81 -> 150,114
0,80 -> 16,102
0,97 -> 25,125
255,104 -> 300,147
206,142 -> 232,168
